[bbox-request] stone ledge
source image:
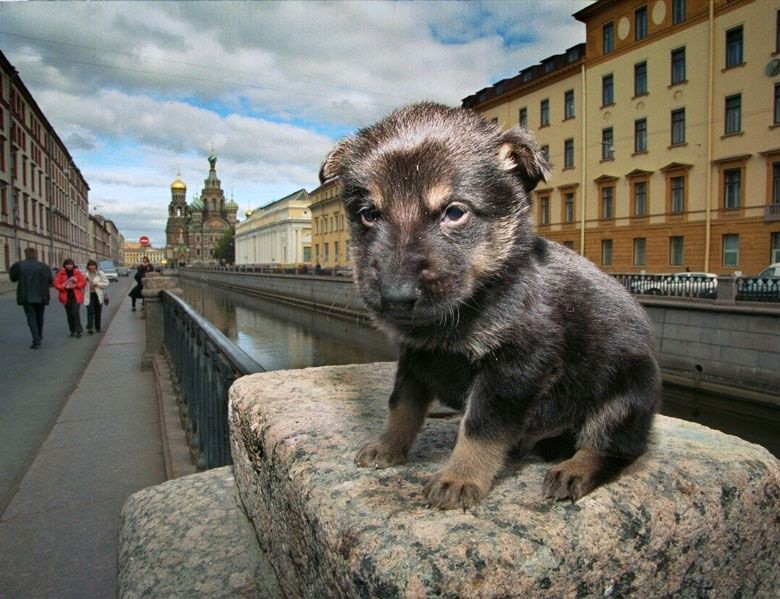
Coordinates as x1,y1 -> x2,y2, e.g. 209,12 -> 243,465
118,467 -> 282,598
229,362 -> 779,598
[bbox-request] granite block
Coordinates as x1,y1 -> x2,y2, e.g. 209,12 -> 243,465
229,362 -> 779,599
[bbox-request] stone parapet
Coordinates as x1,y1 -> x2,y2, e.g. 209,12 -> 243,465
229,362 -> 779,598
140,273 -> 181,370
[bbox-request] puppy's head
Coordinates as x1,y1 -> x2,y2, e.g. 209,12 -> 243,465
320,102 -> 549,337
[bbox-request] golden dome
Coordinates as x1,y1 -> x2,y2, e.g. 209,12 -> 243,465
171,176 -> 187,191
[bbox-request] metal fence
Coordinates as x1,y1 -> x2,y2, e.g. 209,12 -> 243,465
161,290 -> 264,470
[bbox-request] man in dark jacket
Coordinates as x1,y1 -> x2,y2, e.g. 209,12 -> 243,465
9,247 -> 53,349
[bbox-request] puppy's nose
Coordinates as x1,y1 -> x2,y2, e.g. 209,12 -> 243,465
380,278 -> 419,309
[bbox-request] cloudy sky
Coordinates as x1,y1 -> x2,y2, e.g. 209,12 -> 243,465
0,0 -> 591,247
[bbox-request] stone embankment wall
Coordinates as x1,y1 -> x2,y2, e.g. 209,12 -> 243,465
228,362 -> 779,597
179,269 -> 780,397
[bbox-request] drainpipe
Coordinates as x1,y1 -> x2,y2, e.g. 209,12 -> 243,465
704,0 -> 715,272
580,63 -> 587,256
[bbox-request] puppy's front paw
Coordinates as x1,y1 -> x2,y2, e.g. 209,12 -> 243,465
543,463 -> 595,501
355,439 -> 407,469
424,469 -> 490,510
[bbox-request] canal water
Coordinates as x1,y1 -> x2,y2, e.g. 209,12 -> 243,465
178,279 -> 778,457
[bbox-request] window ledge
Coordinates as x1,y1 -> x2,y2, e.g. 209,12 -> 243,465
722,62 -> 746,73
601,102 -> 616,109
668,80 -> 688,89
770,124 -> 780,130
562,166 -> 576,171
562,116 -> 576,122
668,142 -> 688,150
721,132 -> 744,140
632,150 -> 648,157
600,157 -> 615,163
632,92 -> 649,100
539,124 -> 550,129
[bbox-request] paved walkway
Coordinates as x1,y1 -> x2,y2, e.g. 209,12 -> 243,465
0,276 -> 166,597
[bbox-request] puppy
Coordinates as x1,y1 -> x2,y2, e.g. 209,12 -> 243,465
320,102 -> 660,510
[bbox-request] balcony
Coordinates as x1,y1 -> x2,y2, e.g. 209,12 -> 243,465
765,203 -> 780,222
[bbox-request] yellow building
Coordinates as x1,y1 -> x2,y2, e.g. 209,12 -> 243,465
463,0 -> 780,275
123,241 -> 165,268
309,178 -> 349,269
235,189 -> 312,266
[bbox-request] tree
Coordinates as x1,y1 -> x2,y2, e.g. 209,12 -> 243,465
212,228 -> 235,264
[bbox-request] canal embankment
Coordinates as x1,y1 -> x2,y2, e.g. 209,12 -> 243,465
178,268 -> 780,403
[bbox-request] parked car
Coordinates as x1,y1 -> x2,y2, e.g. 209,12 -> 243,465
737,263 -> 780,302
631,272 -> 718,299
116,267 -> 130,277
99,260 -> 119,282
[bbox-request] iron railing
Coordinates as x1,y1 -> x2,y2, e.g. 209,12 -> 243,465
735,276 -> 780,302
161,290 -> 264,469
613,273 -> 719,299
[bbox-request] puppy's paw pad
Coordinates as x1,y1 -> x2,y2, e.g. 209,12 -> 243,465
355,441 -> 406,469
424,471 -> 488,510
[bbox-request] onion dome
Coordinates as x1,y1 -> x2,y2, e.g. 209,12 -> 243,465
190,195 -> 204,211
171,175 -> 187,191
225,197 -> 239,212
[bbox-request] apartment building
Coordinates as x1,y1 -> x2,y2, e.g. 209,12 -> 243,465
0,50 -> 92,272
234,189 -> 312,266
309,178 -> 349,269
463,0 -> 780,275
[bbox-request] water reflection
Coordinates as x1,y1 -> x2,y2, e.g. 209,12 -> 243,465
178,280 -> 397,371
177,279 -> 777,457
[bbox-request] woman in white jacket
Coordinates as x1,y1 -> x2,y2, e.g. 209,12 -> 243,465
84,259 -> 110,334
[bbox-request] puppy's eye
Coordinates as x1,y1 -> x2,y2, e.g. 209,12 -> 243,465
358,206 -> 380,227
441,203 -> 469,226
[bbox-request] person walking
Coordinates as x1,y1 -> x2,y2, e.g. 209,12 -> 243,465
84,259 -> 109,335
129,255 -> 153,311
53,258 -> 86,338
9,247 -> 53,349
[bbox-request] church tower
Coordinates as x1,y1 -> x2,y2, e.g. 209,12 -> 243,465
165,174 -> 190,266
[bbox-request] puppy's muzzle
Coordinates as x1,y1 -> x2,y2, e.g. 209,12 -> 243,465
379,276 -> 419,314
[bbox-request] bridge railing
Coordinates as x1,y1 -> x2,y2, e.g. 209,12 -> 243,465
160,289 -> 264,470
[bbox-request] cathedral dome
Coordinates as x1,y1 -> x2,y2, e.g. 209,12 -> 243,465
190,196 -> 204,211
225,198 -> 239,212
171,176 -> 187,191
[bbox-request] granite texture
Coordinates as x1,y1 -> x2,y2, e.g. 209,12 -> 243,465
118,466 -> 282,598
229,362 -> 779,598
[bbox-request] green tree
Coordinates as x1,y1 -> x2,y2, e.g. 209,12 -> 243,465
212,228 -> 235,264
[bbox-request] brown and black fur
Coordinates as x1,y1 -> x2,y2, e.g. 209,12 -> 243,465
320,102 -> 661,510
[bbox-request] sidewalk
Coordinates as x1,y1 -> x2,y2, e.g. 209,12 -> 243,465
0,278 -> 166,597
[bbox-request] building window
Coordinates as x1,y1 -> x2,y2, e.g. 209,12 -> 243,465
671,47 -> 686,85
773,163 -> 780,205
723,234 -> 739,267
772,232 -> 780,263
601,239 -> 613,266
725,94 -> 741,135
634,181 -> 647,217
635,6 -> 648,41
540,99 -> 550,127
334,241 -> 339,263
634,118 -> 647,153
725,26 -> 743,68
602,186 -> 614,219
670,236 -> 684,266
724,168 -> 741,209
602,128 -> 614,160
540,196 -> 550,225
603,22 -> 614,54
774,83 -> 779,125
564,89 -> 575,119
777,9 -> 780,53
602,74 -> 614,106
673,0 -> 686,25
564,138 -> 574,168
634,61 -> 647,96
563,240 -> 575,250
519,107 -> 527,128
564,192 -> 575,223
541,145 -> 550,162
671,176 -> 685,213
671,108 -> 685,145
633,238 -> 647,266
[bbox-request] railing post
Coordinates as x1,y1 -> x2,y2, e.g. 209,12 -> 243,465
141,273 -> 183,370
716,275 -> 737,305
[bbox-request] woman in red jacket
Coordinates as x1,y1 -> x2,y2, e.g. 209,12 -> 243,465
53,258 -> 87,338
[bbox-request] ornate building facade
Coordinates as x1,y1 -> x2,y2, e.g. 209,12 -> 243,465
165,151 -> 238,266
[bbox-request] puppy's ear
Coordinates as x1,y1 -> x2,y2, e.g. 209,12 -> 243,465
319,137 -> 354,184
497,127 -> 550,193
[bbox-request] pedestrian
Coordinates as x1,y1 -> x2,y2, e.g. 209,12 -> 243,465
53,258 -> 86,338
129,255 -> 153,311
9,247 -> 53,349
84,259 -> 109,335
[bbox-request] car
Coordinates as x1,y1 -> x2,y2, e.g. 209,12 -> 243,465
631,271 -> 718,299
99,260 -> 119,282
737,263 -> 780,302
116,267 -> 130,277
